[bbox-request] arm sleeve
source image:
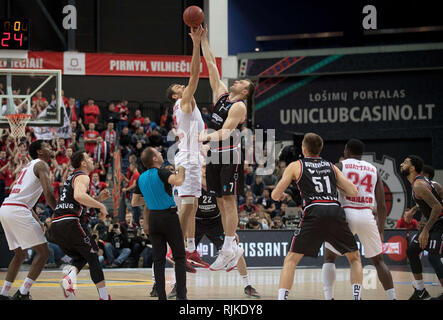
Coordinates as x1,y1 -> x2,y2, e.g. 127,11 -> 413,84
158,168 -> 173,185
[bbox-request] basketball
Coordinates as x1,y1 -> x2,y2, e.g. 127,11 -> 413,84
183,6 -> 204,28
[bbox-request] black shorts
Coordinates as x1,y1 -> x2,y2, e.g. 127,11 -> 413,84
408,219 -> 443,255
289,205 -> 358,257
206,161 -> 244,197
195,215 -> 224,251
49,218 -> 98,260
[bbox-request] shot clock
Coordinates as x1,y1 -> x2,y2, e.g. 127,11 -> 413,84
0,19 -> 30,50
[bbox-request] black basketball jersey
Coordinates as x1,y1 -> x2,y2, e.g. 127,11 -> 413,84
209,93 -> 245,154
295,157 -> 339,209
53,170 -> 87,219
412,175 -> 443,221
196,188 -> 220,219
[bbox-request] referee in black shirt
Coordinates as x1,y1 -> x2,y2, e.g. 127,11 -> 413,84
132,147 -> 187,300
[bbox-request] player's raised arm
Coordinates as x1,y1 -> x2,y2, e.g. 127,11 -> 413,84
73,174 -> 108,218
199,102 -> 246,142
272,161 -> 301,201
181,26 -> 204,114
201,24 -> 228,102
34,160 -> 56,210
334,164 -> 358,197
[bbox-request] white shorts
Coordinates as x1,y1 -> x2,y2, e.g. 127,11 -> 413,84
0,204 -> 47,250
174,151 -> 202,198
325,207 -> 382,258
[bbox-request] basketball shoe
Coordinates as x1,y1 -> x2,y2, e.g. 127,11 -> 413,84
60,274 -> 76,300
225,245 -> 244,272
209,248 -> 235,271
187,250 -> 210,268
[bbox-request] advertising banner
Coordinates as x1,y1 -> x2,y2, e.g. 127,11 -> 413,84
196,229 -> 414,268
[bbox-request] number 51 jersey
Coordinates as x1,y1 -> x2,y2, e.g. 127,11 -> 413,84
295,157 -> 339,210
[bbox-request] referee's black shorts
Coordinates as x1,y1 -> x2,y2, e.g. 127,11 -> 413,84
289,205 -> 358,257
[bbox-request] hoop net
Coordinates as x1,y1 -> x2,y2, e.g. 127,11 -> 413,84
5,114 -> 31,138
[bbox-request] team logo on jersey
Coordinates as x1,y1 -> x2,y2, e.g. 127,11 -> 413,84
361,154 -> 406,226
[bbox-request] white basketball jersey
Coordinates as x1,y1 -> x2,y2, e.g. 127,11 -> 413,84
173,98 -> 205,153
339,158 -> 378,209
4,159 -> 44,209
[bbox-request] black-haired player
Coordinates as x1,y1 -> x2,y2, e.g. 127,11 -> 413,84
400,155 -> 443,300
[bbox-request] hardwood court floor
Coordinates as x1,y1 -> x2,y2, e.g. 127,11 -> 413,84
0,267 -> 441,300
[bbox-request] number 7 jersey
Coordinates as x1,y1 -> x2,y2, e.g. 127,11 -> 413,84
338,158 -> 377,209
295,157 -> 339,210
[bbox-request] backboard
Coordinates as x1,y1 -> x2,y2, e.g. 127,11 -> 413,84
0,68 -> 63,128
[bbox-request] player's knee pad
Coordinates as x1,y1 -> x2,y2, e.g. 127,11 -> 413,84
87,253 -> 105,284
406,246 -> 423,274
428,253 -> 443,279
181,197 -> 195,205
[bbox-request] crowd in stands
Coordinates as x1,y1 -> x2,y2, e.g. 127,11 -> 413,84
0,87 -> 437,270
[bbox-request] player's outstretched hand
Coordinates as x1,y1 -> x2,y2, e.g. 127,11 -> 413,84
97,189 -> 111,202
189,25 -> 204,44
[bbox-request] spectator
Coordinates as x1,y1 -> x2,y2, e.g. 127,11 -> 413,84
104,103 -> 120,126
93,136 -> 111,168
120,211 -> 139,267
67,97 -> 79,122
70,120 -> 83,141
238,210 -> 249,230
116,100 -> 129,133
90,172 -> 108,197
246,212 -> 264,230
122,163 -> 141,224
91,227 -> 107,268
142,117 -> 152,137
132,126 -> 150,148
257,204 -> 274,229
251,175 -> 265,197
244,165 -> 255,188
101,122 -> 117,153
136,217 -> 153,267
396,209 -> 419,230
31,90 -> 47,109
84,122 -> 99,155
83,99 -> 100,125
119,126 -> 131,149
105,222 -> 132,268
257,188 -> 277,218
160,108 -> 169,128
262,169 -> 278,190
148,127 -> 163,147
272,216 -> 286,229
239,196 -> 258,215
130,109 -> 145,131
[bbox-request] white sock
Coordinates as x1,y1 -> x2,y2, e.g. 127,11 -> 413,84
1,281 -> 13,296
97,286 -> 109,300
321,263 -> 336,300
241,275 -> 250,288
278,288 -> 289,300
222,236 -> 236,251
386,288 -> 396,300
414,280 -> 425,291
352,284 -> 362,300
186,238 -> 196,252
19,277 -> 34,295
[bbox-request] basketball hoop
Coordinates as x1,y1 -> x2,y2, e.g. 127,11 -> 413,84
5,113 -> 31,138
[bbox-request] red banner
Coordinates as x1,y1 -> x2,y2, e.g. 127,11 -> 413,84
86,53 -> 222,78
2,51 -> 222,78
0,51 -> 63,70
